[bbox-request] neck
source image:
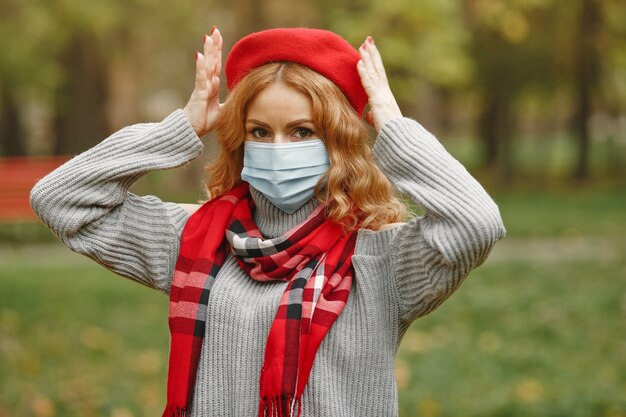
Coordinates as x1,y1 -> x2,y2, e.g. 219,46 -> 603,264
250,185 -> 319,238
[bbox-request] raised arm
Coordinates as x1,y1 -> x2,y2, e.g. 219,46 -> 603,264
29,110 -> 203,293
357,36 -> 505,323
30,27 -> 225,294
372,117 -> 505,321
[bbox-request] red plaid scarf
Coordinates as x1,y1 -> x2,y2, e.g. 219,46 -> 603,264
162,182 -> 357,417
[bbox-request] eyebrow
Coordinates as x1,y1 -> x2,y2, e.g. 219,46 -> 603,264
246,118 -> 315,128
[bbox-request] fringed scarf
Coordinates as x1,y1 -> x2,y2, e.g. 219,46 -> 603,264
162,182 -> 357,417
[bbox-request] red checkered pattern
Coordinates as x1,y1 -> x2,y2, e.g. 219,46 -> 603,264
163,182 -> 357,417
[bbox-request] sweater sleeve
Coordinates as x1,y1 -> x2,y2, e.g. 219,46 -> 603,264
29,109 -> 202,294
371,117 -> 506,323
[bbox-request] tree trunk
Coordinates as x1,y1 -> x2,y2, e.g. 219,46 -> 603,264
478,92 -> 513,183
479,95 -> 498,169
0,87 -> 26,156
231,0 -> 265,35
53,35 -> 109,155
571,0 -> 601,181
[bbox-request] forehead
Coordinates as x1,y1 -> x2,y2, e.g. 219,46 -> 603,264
246,82 -> 312,121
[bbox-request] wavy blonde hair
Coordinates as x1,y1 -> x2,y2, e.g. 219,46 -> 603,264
202,62 -> 408,231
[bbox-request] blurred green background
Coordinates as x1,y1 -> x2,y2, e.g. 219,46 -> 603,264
1,0 -> 625,416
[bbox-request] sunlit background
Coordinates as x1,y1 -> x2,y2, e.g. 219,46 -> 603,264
0,0 -> 625,416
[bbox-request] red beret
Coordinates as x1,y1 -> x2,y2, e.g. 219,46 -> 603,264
224,28 -> 368,116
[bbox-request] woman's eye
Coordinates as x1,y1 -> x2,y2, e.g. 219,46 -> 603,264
251,127 -> 269,138
294,128 -> 313,138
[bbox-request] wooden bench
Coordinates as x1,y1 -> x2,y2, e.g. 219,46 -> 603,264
0,156 -> 71,222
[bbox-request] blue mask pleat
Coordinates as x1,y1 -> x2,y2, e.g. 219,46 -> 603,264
241,138 -> 330,213
243,139 -> 330,171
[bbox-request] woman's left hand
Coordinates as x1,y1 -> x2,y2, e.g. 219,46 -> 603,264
357,36 -> 403,132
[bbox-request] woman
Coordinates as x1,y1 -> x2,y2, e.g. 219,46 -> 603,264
30,27 -> 505,417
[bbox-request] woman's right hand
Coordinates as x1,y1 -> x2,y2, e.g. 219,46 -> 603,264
183,27 -> 223,137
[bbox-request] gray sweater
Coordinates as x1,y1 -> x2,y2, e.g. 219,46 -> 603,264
29,109 -> 506,417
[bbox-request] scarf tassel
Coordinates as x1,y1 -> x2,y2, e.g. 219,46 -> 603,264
162,404 -> 187,417
258,395 -> 302,417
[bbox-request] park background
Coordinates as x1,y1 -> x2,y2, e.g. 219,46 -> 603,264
1,0 -> 625,416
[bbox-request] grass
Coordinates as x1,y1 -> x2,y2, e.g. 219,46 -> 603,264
395,257 -> 626,417
1,185 -> 625,416
489,183 -> 626,237
0,252 -> 170,417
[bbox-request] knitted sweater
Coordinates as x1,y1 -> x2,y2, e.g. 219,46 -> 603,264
29,109 -> 506,417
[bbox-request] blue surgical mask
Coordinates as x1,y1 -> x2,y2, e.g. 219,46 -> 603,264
241,139 -> 330,214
